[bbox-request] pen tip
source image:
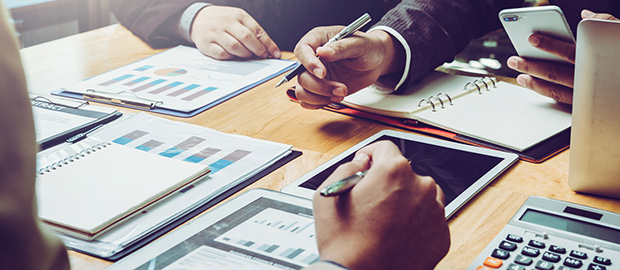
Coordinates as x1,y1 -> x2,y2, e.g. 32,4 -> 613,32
274,78 -> 286,88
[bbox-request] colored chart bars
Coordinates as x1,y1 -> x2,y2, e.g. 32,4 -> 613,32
111,130 -> 253,174
96,70 -> 220,102
215,208 -> 319,266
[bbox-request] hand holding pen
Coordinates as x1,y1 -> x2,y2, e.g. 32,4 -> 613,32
312,141 -> 450,270
275,13 -> 371,88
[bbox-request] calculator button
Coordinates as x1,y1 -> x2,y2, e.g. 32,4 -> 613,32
507,234 -> 524,243
593,256 -> 611,266
476,266 -> 494,270
588,264 -> 607,270
570,250 -> 588,260
543,251 -> 562,263
515,255 -> 533,266
522,246 -> 541,257
536,260 -> 555,270
529,240 -> 547,249
500,240 -> 518,251
559,267 -> 575,270
564,257 -> 583,268
492,248 -> 510,260
507,263 -> 527,270
483,257 -> 503,268
550,245 -> 567,254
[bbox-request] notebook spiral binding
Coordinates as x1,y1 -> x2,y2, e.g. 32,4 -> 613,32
418,76 -> 496,112
37,142 -> 111,175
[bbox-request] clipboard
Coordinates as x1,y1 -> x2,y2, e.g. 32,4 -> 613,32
31,95 -> 123,150
51,46 -> 297,117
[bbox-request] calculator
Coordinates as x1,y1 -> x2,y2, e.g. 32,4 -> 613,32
467,196 -> 620,270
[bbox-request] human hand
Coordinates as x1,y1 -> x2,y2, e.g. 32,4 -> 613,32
507,9 -> 619,104
312,141 -> 450,270
293,27 -> 403,109
191,6 -> 281,60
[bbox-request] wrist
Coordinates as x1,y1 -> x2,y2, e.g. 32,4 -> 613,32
368,30 -> 405,76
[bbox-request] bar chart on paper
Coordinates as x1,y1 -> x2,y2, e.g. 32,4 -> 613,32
215,208 -> 320,266
57,46 -> 296,113
111,130 -> 252,174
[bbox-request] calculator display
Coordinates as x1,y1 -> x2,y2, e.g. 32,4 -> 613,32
520,209 -> 620,244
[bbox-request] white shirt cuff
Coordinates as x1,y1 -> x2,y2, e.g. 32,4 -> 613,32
368,25 -> 411,93
179,2 -> 211,44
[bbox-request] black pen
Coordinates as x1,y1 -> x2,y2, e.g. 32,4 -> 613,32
274,13 -> 371,88
65,124 -> 104,144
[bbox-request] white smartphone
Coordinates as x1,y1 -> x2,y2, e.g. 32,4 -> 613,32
499,5 -> 575,62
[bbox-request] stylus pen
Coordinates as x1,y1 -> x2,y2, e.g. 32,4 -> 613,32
274,13 -> 371,88
320,170 -> 367,197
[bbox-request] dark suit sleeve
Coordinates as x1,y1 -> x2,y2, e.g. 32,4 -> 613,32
374,0 -> 523,86
110,0 -> 388,51
110,0 -> 198,48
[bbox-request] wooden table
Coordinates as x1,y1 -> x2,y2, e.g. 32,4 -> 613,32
20,24 -> 620,270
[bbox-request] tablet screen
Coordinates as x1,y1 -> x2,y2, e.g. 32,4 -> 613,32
298,134 -> 505,205
128,195 -> 317,270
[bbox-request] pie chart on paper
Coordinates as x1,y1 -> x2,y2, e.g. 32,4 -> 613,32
154,68 -> 188,77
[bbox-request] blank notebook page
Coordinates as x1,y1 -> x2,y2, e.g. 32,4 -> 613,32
36,142 -> 208,234
413,82 -> 572,151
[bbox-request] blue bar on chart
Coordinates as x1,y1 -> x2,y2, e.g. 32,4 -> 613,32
208,149 -> 251,173
113,130 -> 149,145
301,254 -> 320,264
130,79 -> 167,92
100,74 -> 134,86
123,76 -> 151,86
287,248 -> 305,259
265,245 -> 280,253
184,147 -> 221,163
159,136 -> 206,158
135,139 -> 164,151
167,84 -> 200,97
149,81 -> 184,94
284,221 -> 298,231
134,65 -> 154,72
181,86 -> 218,101
295,222 -> 313,234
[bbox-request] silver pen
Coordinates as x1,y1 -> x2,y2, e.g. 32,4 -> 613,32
320,170 -> 367,197
275,13 -> 372,87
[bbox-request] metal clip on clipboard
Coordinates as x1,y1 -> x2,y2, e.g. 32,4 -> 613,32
83,89 -> 164,110
30,95 -> 89,109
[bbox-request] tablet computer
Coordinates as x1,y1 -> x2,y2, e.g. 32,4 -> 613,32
107,189 -> 317,270
282,129 -> 519,217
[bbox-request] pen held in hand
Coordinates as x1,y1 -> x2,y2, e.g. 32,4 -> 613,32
274,13 -> 371,88
320,170 -> 367,197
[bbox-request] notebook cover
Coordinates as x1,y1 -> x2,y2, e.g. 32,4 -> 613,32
70,150 -> 302,261
287,89 -> 568,163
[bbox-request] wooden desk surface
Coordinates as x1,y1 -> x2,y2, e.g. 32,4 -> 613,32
20,24 -> 620,270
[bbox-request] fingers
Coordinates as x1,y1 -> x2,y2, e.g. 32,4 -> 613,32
582,9 -> 620,21
295,26 -> 346,79
191,6 -> 280,60
528,34 -> 576,63
516,74 -> 573,104
316,35 -> 369,63
507,56 -> 574,88
435,183 -> 446,207
238,15 -> 281,58
295,71 -> 347,109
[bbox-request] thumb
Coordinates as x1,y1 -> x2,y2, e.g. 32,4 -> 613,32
582,9 -> 620,21
316,35 -> 369,63
316,152 -> 371,191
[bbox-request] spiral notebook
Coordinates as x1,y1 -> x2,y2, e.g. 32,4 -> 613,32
339,72 -> 572,152
36,140 -> 211,240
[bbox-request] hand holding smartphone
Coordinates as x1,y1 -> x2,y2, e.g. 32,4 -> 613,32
499,5 -> 575,63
